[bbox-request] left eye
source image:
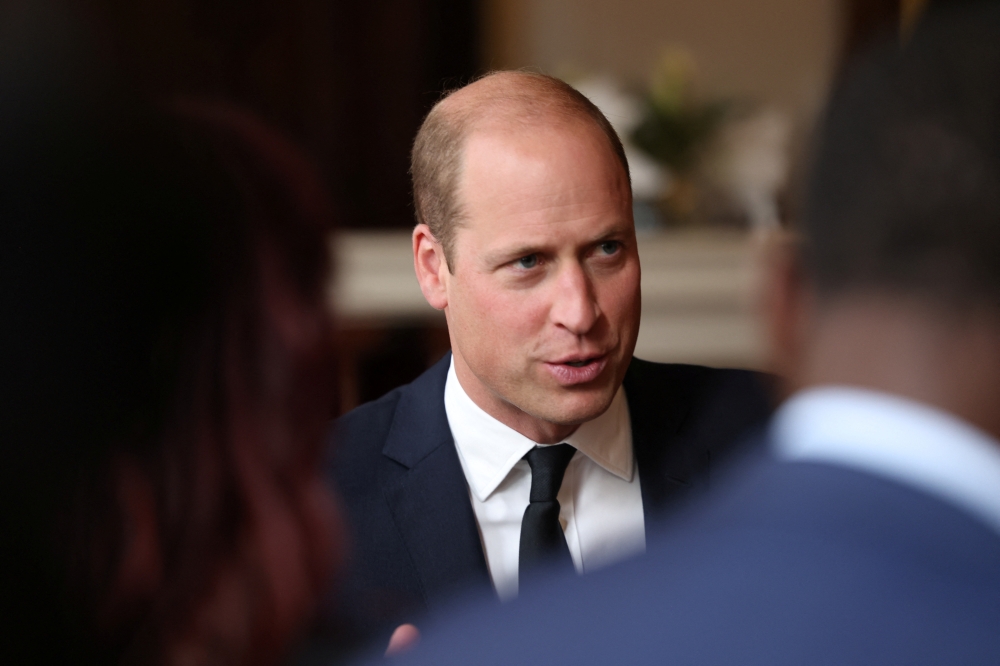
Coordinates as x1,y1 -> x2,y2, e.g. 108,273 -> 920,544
598,241 -> 621,255
516,254 -> 539,269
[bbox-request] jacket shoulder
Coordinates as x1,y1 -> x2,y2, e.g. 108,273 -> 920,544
625,358 -> 774,429
334,385 -> 404,449
625,358 -> 775,510
327,354 -> 451,491
327,386 -> 405,496
626,357 -> 769,393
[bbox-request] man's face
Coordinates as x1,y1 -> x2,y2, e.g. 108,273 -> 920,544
442,117 -> 640,437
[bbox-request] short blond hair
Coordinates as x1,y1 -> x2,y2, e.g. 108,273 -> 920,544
411,71 -> 631,270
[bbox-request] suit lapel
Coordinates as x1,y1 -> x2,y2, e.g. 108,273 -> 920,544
380,354 -> 491,606
624,359 -> 698,519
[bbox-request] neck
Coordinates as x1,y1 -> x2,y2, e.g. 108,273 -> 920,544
796,294 -> 1000,440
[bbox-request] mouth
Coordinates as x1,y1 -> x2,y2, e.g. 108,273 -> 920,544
543,354 -> 609,386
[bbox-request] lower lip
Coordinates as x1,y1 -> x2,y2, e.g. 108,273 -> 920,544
543,356 -> 609,386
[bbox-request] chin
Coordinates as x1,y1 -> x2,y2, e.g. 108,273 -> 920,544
538,388 -> 617,426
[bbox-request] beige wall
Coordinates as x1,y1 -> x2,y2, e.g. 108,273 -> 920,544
483,0 -> 842,137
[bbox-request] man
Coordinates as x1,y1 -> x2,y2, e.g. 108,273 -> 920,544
326,71 -> 771,645
377,4 -> 1000,664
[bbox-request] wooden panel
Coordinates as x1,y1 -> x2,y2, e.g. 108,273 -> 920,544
82,0 -> 482,229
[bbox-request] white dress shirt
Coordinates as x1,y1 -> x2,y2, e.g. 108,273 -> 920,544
444,358 -> 645,600
772,386 -> 1000,536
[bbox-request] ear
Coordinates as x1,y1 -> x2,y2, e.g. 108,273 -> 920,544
761,232 -> 811,395
413,224 -> 450,310
99,459 -> 163,628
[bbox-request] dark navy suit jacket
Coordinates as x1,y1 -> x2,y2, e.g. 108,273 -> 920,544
383,447 -> 1000,665
323,354 -> 772,646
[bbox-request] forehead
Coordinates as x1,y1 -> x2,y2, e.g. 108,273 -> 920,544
453,117 -> 632,256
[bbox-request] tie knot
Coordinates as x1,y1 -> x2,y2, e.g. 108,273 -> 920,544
524,444 -> 576,502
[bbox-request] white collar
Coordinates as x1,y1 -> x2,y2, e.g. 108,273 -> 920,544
444,356 -> 633,503
772,386 -> 1000,535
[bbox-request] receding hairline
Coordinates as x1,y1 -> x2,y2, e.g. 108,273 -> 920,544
434,71 -> 621,147
411,70 -> 631,270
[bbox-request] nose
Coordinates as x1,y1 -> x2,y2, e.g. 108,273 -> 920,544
549,262 -> 600,336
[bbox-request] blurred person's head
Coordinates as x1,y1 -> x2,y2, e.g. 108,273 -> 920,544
768,1 -> 1000,438
0,14 -> 341,665
411,71 -> 641,444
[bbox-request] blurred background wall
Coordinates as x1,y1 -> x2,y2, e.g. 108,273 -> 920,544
84,0 -> 481,230
484,0 -> 839,151
79,0 -> 929,230
73,0 -> 937,411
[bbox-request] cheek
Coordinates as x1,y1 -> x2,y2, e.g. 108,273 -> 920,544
452,278 -> 550,352
596,265 -> 641,322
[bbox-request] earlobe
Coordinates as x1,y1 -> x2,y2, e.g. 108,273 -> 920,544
762,232 -> 809,395
99,459 -> 163,629
413,224 -> 449,310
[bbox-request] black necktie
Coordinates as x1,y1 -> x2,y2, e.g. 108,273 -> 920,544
519,443 -> 576,577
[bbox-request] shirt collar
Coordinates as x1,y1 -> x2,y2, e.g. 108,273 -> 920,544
445,357 -> 633,503
772,386 -> 1000,536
